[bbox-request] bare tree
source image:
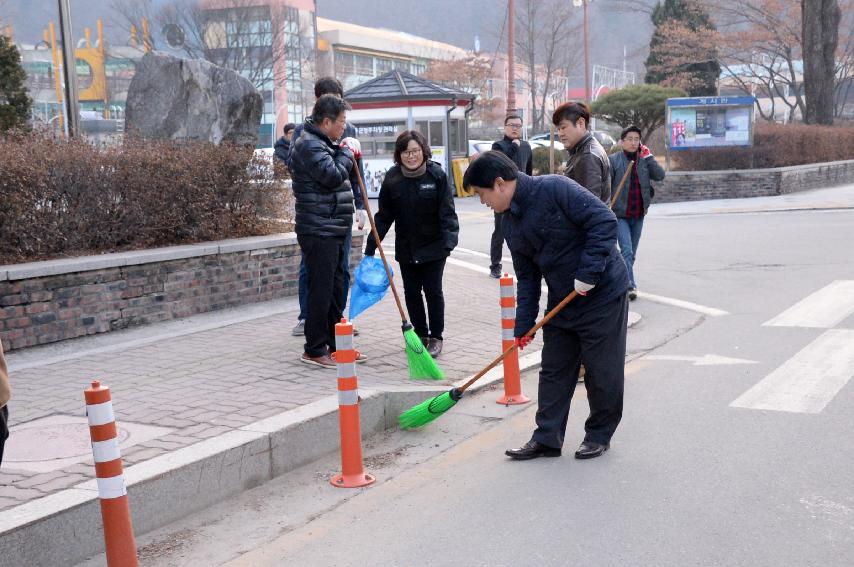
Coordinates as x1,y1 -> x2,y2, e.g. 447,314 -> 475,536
111,0 -> 314,94
514,0 -> 581,132
802,0 -> 841,124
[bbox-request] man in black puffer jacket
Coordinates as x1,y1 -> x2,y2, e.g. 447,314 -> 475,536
290,95 -> 359,368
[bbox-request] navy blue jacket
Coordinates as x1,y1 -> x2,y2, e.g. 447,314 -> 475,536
503,173 -> 629,335
289,120 -> 356,238
289,120 -> 364,210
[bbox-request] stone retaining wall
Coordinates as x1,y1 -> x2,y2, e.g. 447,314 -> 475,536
655,159 -> 854,203
0,233 -> 365,351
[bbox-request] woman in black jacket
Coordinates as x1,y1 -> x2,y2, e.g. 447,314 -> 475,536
364,130 -> 459,357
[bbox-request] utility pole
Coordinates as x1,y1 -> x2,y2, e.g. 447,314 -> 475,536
57,0 -> 80,137
583,0 -> 590,102
506,0 -> 516,116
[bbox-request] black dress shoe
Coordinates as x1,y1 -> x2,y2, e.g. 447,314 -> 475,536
574,441 -> 609,459
505,440 -> 561,460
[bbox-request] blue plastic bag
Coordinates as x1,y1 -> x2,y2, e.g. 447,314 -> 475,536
349,256 -> 392,320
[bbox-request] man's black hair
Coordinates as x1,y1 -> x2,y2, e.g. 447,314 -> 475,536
504,114 -> 523,125
311,94 -> 350,123
552,101 -> 590,128
284,123 -> 296,135
620,125 -> 642,140
463,151 -> 519,190
314,77 -> 344,99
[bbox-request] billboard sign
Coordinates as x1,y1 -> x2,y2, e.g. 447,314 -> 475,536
666,96 -> 756,151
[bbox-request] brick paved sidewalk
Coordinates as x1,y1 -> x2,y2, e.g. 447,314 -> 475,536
0,261 -> 542,512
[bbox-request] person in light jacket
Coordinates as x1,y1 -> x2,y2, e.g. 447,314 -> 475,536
608,125 -> 666,300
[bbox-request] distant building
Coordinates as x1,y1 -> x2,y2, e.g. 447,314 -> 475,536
315,17 -> 466,91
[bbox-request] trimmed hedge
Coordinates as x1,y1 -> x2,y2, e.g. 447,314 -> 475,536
0,133 -> 292,264
672,122 -> 854,171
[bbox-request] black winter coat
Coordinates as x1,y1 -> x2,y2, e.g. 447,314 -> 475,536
364,161 -> 459,265
289,120 -> 363,209
492,136 -> 533,175
274,136 -> 290,165
503,173 -> 629,335
564,132 -> 612,203
289,120 -> 356,238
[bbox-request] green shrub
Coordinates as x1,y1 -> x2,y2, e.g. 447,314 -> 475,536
532,146 -> 566,175
0,133 -> 292,264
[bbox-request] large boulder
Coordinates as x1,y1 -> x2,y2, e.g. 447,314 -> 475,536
125,52 -> 262,146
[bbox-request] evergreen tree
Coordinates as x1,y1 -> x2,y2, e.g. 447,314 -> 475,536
644,0 -> 721,97
0,34 -> 32,132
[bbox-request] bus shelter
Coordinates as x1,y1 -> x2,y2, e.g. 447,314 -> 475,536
344,70 -> 475,196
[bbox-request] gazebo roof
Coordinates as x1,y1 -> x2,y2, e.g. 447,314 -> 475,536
344,70 -> 474,106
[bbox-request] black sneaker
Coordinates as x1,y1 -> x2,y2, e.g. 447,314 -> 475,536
489,266 -> 502,279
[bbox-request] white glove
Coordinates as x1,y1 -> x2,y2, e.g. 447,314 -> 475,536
356,209 -> 367,230
340,137 -> 362,160
574,279 -> 594,296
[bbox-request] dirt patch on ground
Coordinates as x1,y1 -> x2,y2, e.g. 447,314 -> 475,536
138,528 -> 198,564
363,445 -> 412,469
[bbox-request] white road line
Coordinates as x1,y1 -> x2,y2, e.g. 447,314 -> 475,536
453,246 -> 513,264
763,280 -> 854,328
730,329 -> 854,414
446,258 -> 729,317
446,257 -> 493,275
635,291 -> 729,317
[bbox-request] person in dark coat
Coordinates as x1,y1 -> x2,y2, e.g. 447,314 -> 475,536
364,130 -> 459,357
0,341 -> 9,467
290,95 -> 364,368
488,114 -> 533,279
554,101 -> 612,203
609,125 -> 666,300
463,151 -> 629,461
289,78 -> 366,337
274,122 -> 296,166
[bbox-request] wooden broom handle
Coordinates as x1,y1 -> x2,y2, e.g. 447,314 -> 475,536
353,165 -> 408,323
458,289 -> 580,393
609,160 -> 635,209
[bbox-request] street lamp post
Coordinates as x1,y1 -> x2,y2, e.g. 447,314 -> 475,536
57,0 -> 80,137
573,0 -> 591,103
507,0 -> 516,116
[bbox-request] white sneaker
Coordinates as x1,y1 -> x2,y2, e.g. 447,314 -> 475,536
292,320 -> 305,336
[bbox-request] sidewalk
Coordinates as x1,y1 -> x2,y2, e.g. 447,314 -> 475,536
0,259 -> 541,513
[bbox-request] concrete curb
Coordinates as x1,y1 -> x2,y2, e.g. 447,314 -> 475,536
0,309 -> 645,566
0,351 -> 544,567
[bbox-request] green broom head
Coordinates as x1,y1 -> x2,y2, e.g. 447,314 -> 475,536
402,324 -> 445,380
399,388 -> 462,430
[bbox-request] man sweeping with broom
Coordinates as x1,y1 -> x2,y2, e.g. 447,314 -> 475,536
463,151 -> 629,461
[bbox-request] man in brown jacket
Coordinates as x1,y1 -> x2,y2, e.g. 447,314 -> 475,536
0,341 -> 10,466
553,101 -> 612,204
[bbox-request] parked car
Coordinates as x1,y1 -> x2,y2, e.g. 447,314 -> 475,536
468,140 -> 494,159
528,138 -> 565,152
530,130 -> 617,152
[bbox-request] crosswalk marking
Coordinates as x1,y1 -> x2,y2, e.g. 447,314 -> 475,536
730,329 -> 854,414
763,280 -> 854,328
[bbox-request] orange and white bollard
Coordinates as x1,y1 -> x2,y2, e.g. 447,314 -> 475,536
84,380 -> 139,567
497,274 -> 530,405
330,319 -> 375,488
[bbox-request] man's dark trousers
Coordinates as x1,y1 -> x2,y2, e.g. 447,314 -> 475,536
490,213 -> 504,270
532,294 -> 629,449
297,234 -> 347,357
297,229 -> 352,320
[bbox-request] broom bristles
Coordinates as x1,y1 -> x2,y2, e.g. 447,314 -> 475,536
403,327 -> 445,380
398,389 -> 461,430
